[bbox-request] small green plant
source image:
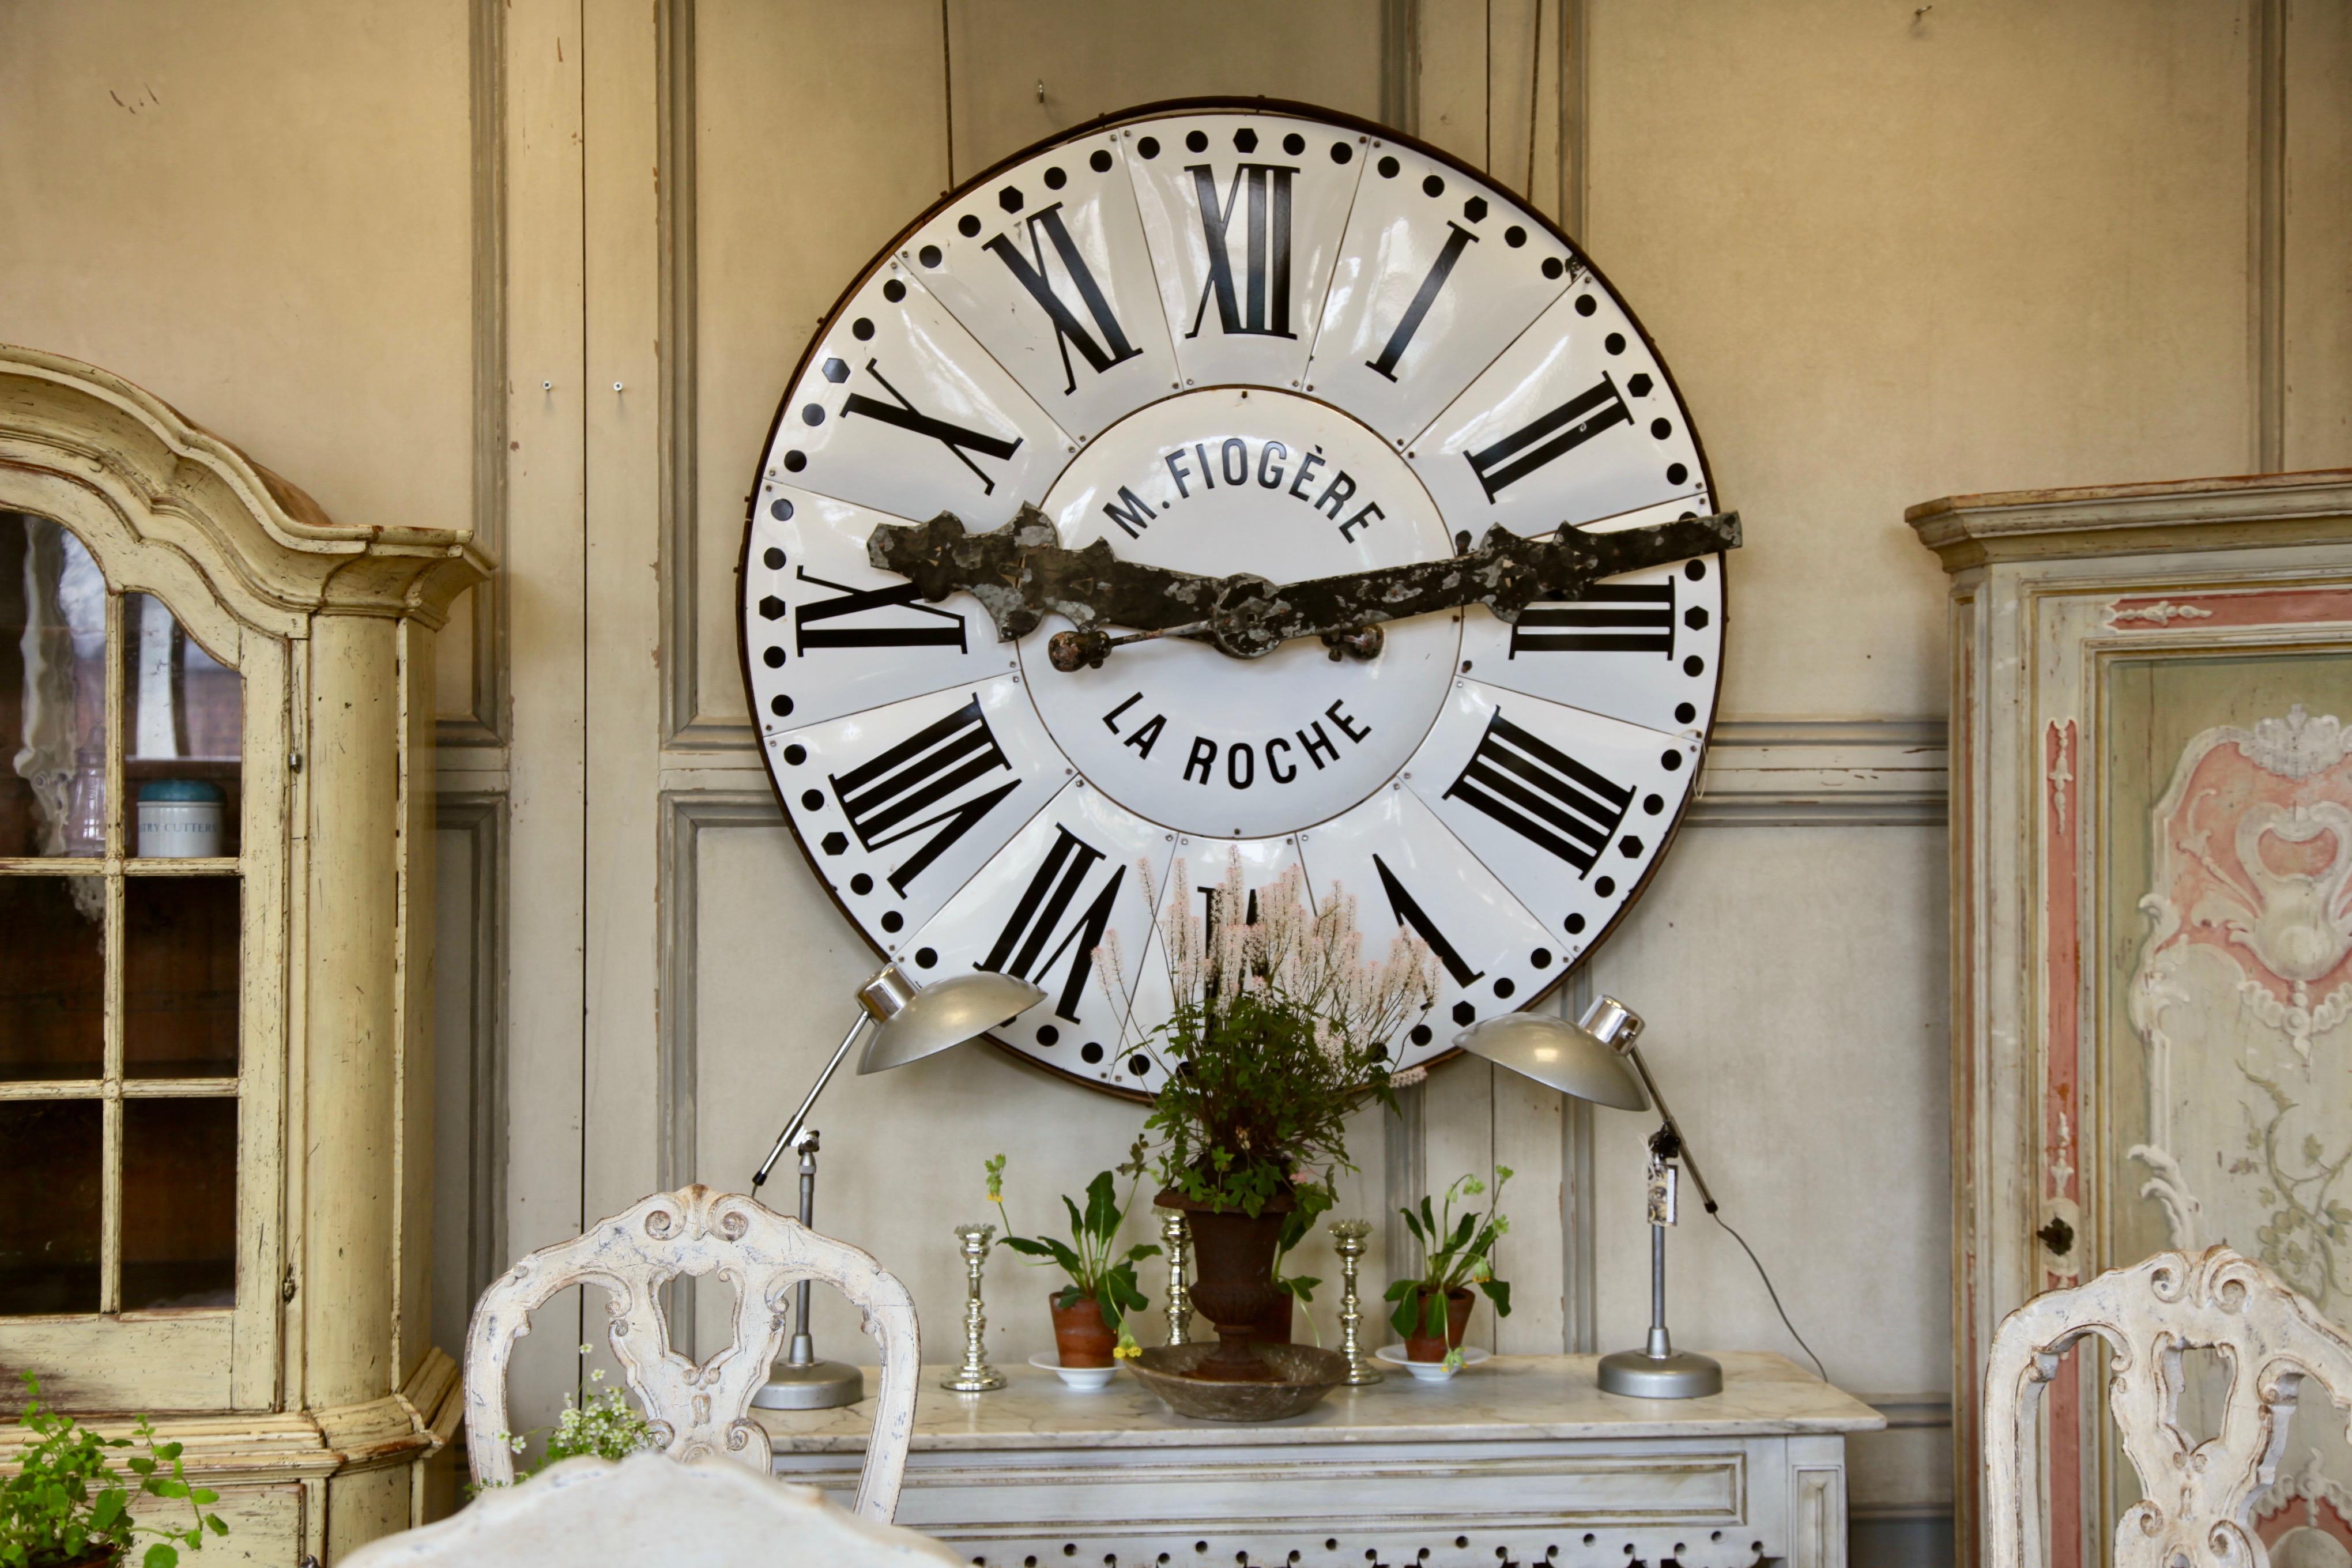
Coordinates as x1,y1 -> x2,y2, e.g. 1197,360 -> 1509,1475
1268,1182 -> 1335,1341
987,1148 -> 1159,1355
1386,1167 -> 1516,1369
475,1350 -> 657,1492
2,1371 -> 227,1568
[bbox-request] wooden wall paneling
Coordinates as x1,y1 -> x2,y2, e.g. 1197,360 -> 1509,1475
429,796 -> 508,1369
580,0 -> 665,1299
1582,1 -> 2255,721
497,0 -> 593,1441
440,0 -> 515,747
682,0 -> 953,751
2285,0 -> 2352,471
940,0 -> 1386,178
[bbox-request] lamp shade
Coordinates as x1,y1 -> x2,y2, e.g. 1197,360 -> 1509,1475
855,968 -> 1046,1074
1452,1009 -> 1649,1111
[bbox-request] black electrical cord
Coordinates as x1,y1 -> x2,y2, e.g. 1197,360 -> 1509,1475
1708,1204 -> 1829,1382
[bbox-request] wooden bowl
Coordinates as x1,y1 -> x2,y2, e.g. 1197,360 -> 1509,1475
1128,1343 -> 1350,1422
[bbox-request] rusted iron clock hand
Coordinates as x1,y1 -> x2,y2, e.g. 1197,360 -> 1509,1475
866,505 -> 1741,670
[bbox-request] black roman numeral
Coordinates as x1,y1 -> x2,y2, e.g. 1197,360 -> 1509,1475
1373,855 -> 1483,988
1465,374 -> 1633,502
1509,583 -> 1675,658
830,696 -> 1019,896
1443,711 -> 1633,877
978,826 -> 1127,1023
1188,163 -> 1295,340
983,204 -> 1144,395
793,570 -> 968,654
1363,221 -> 1476,382
840,359 -> 1023,493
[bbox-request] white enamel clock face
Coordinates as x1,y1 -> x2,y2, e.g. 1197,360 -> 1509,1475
743,103 -> 1725,1098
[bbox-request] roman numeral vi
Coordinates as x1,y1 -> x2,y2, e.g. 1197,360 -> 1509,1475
1443,711 -> 1633,877
1373,855 -> 1484,988
830,696 -> 1020,896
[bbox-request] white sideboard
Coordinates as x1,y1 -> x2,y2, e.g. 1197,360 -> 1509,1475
757,1352 -> 1883,1568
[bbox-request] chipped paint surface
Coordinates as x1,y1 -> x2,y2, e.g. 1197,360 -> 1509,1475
871,504 -> 1740,662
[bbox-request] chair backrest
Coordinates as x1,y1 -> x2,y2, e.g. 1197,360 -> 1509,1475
1985,1247 -> 2352,1568
463,1186 -> 921,1522
341,1453 -> 965,1567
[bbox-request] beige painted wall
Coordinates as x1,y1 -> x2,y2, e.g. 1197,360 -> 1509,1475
5,2 -> 2349,1561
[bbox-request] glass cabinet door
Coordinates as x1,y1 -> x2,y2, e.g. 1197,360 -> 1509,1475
0,514 -> 242,1324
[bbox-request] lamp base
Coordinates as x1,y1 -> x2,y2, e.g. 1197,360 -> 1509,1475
749,1359 -> 864,1410
1596,1347 -> 1722,1399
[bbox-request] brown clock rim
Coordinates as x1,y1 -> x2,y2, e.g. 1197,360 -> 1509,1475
737,94 -> 1728,1106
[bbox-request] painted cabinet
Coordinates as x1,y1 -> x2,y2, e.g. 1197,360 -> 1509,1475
0,348 -> 490,1563
1913,471 -> 2352,1568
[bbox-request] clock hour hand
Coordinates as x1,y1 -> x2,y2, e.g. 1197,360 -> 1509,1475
1157,510 -> 1742,664
866,506 -> 1223,644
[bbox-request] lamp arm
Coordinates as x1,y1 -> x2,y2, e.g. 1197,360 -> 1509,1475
1621,1041 -> 1717,1214
752,1012 -> 873,1188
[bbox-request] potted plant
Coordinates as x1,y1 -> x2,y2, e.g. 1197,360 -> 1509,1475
1100,854 -> 1437,1380
1387,1168 -> 1516,1367
477,1350 -> 657,1491
986,1149 -> 1158,1368
1,1372 -> 228,1567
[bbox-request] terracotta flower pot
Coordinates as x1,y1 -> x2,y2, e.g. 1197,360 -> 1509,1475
1160,1186 -> 1294,1382
1049,1291 -> 1117,1368
1402,1286 -> 1476,1362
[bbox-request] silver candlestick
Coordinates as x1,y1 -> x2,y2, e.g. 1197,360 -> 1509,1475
1330,1219 -> 1381,1385
1158,1207 -> 1193,1346
942,1223 -> 1006,1393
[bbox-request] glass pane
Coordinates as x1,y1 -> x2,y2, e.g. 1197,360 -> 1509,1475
122,1098 -> 237,1309
124,592 -> 241,860
0,514 -> 109,859
0,875 -> 106,1081
125,877 -> 239,1078
0,1098 -> 101,1314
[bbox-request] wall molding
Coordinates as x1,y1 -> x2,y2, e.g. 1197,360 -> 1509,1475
440,0 -> 512,749
657,0 -> 746,752
437,794 -> 511,1317
656,789 -> 782,1203
2250,0 -> 2286,473
1690,718 -> 1948,827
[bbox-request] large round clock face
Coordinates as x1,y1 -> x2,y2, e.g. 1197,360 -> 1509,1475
742,101 -> 1724,1098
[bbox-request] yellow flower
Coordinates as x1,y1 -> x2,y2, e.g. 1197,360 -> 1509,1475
1113,1342 -> 1141,1360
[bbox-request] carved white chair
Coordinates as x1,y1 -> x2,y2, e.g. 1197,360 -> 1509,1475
342,1452 -> 963,1567
463,1185 -> 921,1521
1985,1247 -> 2352,1568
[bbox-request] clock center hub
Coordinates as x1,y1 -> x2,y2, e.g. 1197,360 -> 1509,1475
1021,388 -> 1459,839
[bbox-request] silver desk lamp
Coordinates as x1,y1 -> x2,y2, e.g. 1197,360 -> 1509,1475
747,963 -> 1044,1410
1455,996 -> 1724,1399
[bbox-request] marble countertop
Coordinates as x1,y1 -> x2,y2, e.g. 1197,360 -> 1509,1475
756,1351 -> 1885,1453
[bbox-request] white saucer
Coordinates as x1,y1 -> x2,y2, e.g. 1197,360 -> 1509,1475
1029,1351 -> 1118,1390
1373,1344 -> 1491,1382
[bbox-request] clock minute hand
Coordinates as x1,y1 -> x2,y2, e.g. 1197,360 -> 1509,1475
1192,510 -> 1742,661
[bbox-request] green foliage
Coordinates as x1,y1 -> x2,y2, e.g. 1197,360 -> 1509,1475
1141,992 -> 1397,1220
473,1352 -> 658,1495
990,1147 -> 1159,1341
1270,1182 -> 1334,1320
1384,1168 -> 1516,1349
1,1373 -> 227,1568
